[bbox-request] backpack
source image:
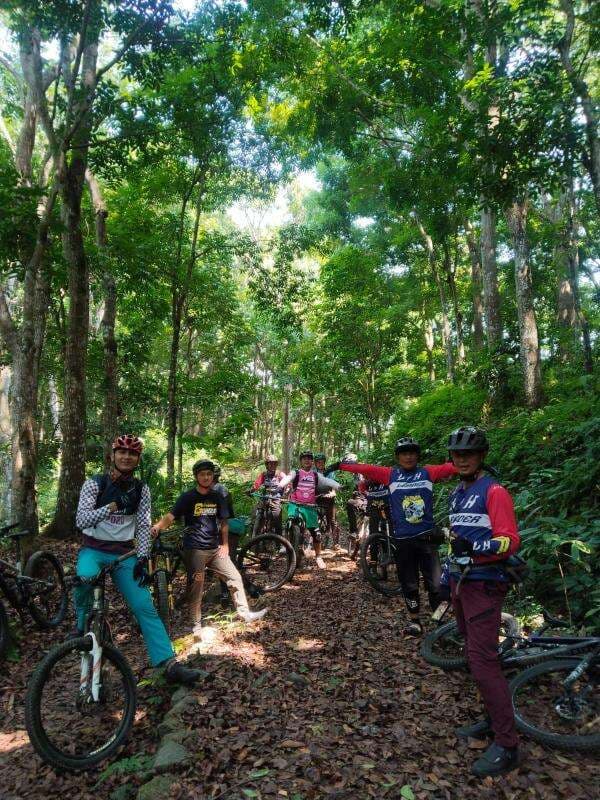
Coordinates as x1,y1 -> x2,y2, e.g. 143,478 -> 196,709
92,473 -> 144,514
291,470 -> 318,492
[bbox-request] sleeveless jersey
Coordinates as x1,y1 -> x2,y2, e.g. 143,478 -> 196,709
388,466 -> 435,538
290,469 -> 318,505
449,475 -> 508,581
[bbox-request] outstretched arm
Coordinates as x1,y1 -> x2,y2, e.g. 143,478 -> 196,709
338,462 -> 393,485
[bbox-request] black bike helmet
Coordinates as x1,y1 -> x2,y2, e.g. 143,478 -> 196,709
213,464 -> 222,481
447,426 -> 489,452
314,452 -> 326,462
394,436 -> 421,454
192,459 -> 215,475
299,450 -> 314,459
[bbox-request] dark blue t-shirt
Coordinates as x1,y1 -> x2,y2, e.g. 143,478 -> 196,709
171,488 -> 229,550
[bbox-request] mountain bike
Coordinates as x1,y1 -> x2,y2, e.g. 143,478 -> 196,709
359,518 -> 404,596
150,521 -> 295,630
25,550 -> 138,771
0,522 -> 67,661
149,529 -> 186,633
284,500 -> 317,572
421,607 -> 598,672
250,490 -> 282,537
509,640 -> 600,751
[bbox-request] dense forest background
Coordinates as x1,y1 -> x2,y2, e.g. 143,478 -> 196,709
0,0 -> 598,625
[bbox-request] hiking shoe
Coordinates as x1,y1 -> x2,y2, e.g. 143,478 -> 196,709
455,718 -> 492,741
403,621 -> 423,637
471,743 -> 521,778
238,608 -> 268,623
163,658 -> 204,686
316,556 -> 326,569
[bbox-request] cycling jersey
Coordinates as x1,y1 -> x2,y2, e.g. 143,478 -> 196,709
339,462 -> 457,539
278,469 -> 340,506
76,475 -> 152,557
252,470 -> 285,493
443,475 -> 520,583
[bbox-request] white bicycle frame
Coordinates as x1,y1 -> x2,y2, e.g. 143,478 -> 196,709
79,631 -> 103,702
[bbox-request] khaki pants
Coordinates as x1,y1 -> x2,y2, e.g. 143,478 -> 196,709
183,547 -> 249,624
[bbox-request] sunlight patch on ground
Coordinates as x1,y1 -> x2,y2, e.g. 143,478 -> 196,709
0,729 -> 28,756
284,637 -> 326,652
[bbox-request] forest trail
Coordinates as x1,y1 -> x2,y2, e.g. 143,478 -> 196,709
1,543 -> 599,800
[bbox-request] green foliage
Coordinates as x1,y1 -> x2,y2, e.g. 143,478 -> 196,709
390,383 -> 487,459
94,753 -> 154,787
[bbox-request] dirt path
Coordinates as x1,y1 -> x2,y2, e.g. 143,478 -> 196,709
1,544 -> 598,799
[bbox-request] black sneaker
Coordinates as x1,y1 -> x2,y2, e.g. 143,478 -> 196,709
163,658 -> 206,686
471,743 -> 521,778
455,719 -> 492,741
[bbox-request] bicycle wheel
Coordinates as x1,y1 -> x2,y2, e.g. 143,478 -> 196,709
420,613 -> 521,670
152,569 -> 170,632
237,534 -> 296,592
25,636 -> 137,771
24,550 -> 68,629
0,599 -> 10,661
288,523 -> 304,571
510,658 -> 600,751
360,533 -> 403,597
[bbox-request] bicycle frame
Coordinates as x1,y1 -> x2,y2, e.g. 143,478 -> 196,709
76,550 -> 135,706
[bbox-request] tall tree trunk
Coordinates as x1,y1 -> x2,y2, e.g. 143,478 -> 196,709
444,239 -> 465,364
86,170 -> 118,467
282,386 -> 290,473
166,185 -> 203,492
558,0 -> 600,216
555,181 -> 593,372
480,207 -> 502,348
424,319 -> 435,382
177,405 -> 184,489
465,221 -> 485,352
0,366 -> 12,520
507,200 -> 543,408
416,219 -> 454,382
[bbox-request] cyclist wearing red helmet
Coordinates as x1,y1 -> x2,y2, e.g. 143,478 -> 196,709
74,434 -> 201,685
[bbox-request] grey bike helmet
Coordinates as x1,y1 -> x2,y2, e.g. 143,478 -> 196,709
447,426 -> 489,452
394,437 -> 421,454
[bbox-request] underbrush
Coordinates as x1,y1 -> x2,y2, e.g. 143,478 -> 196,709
390,374 -> 600,630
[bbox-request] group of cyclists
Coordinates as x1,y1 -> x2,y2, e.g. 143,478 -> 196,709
73,425 -> 523,779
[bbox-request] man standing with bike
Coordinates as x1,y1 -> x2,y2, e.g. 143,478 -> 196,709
251,454 -> 285,536
75,434 -> 201,685
314,453 -> 341,550
152,459 -> 267,639
279,450 -> 341,569
328,439 -> 457,635
442,426 -> 521,778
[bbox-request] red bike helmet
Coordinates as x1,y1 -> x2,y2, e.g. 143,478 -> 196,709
112,434 -> 143,454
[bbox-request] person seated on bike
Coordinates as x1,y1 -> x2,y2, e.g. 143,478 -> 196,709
358,476 -> 391,562
75,434 -> 202,685
342,454 -> 366,541
314,452 -> 341,550
278,450 -> 341,569
441,426 -> 521,778
328,439 -> 458,636
152,459 -> 267,640
251,454 -> 285,536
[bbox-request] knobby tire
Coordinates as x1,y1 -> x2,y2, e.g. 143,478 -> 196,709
237,534 -> 296,591
510,658 -> 600,751
24,550 -> 68,629
25,636 -> 137,771
420,613 -> 521,670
